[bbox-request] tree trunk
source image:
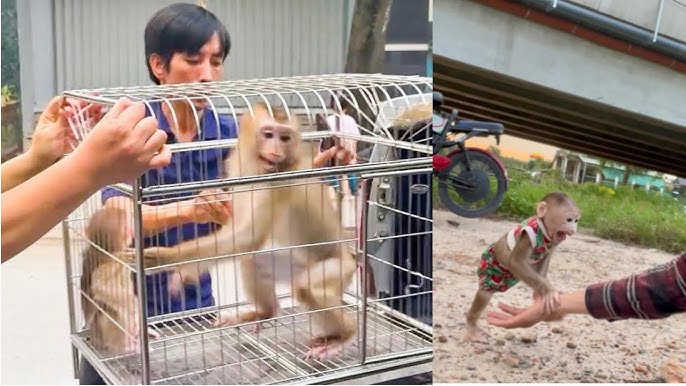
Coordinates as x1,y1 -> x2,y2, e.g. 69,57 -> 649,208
344,0 -> 391,74
343,0 -> 392,142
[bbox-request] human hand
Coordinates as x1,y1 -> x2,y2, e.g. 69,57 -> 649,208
72,97 -> 171,186
185,188 -> 232,225
486,296 -> 565,329
313,146 -> 355,168
28,96 -> 104,167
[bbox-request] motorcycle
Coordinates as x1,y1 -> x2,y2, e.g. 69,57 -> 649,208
432,91 -> 509,218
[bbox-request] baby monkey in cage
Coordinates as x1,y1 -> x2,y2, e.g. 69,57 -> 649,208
136,101 -> 358,361
465,192 -> 581,343
80,207 -> 160,356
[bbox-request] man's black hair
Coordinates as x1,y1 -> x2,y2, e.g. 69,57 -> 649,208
144,3 -> 231,84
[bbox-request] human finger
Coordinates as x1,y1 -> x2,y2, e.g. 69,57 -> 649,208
148,144 -> 172,169
496,302 -> 527,317
41,96 -> 66,121
105,97 -> 136,119
142,128 -> 168,154
485,311 -> 510,322
134,116 -> 161,143
486,312 -> 518,328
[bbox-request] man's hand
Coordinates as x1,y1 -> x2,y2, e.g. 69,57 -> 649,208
313,146 -> 355,168
185,188 -> 232,225
486,295 -> 566,329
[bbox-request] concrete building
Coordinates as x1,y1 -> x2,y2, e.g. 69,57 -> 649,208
434,0 -> 686,177
9,0 -> 431,143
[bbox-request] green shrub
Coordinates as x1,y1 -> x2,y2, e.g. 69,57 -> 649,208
433,171 -> 686,254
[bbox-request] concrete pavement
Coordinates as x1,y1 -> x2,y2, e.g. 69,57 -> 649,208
1,230 -> 77,385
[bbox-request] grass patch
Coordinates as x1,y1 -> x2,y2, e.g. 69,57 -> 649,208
434,168 -> 686,254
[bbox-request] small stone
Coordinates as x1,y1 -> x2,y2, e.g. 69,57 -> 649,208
551,326 -> 563,334
495,339 -> 505,346
505,356 -> 520,368
467,366 -> 476,371
521,333 -> 537,343
479,377 -> 486,381
437,335 -> 448,343
434,323 -> 443,329
545,369 -> 558,376
460,375 -> 469,381
567,341 -> 577,349
504,332 -> 516,341
668,342 -> 678,349
635,363 -> 650,374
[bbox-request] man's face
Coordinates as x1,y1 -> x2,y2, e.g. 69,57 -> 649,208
159,32 -> 225,110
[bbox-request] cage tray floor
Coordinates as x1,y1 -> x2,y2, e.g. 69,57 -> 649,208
79,304 -> 431,385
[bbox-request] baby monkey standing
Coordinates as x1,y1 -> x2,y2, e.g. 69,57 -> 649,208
465,191 -> 580,343
138,102 -> 358,361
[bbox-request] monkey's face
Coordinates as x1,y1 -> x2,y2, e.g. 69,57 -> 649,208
257,121 -> 297,174
544,203 -> 581,243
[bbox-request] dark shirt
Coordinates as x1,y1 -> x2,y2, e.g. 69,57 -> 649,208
585,252 -> 686,321
101,101 -> 237,317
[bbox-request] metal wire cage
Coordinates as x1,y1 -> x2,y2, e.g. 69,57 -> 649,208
61,73 -> 433,384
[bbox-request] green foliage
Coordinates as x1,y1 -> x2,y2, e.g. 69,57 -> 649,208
2,85 -> 15,104
2,0 -> 21,96
434,166 -> 686,253
494,177 -> 686,254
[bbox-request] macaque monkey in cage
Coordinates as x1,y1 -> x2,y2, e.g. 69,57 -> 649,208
80,207 -> 160,356
134,102 -> 358,360
465,192 -> 581,343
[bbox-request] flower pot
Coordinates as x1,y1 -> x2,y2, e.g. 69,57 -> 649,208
1,100 -> 23,163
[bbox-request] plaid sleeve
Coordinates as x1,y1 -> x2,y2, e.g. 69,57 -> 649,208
585,253 -> 686,321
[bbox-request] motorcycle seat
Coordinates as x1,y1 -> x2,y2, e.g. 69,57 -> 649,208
452,120 -> 504,135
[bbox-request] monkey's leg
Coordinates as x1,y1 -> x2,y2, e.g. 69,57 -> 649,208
465,289 -> 493,344
294,255 -> 357,361
214,255 -> 278,332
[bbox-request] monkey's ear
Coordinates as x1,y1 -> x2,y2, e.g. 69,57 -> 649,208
536,201 -> 547,218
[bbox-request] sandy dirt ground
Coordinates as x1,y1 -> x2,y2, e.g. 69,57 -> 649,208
432,209 -> 686,383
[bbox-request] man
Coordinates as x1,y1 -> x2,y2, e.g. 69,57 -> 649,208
79,3 -> 352,384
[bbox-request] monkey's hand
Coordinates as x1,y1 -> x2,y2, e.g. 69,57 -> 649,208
535,286 -> 561,315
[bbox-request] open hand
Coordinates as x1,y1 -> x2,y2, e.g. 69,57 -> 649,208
486,296 -> 565,329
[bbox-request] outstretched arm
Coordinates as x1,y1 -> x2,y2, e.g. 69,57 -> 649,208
487,253 -> 686,329
2,98 -> 171,262
486,290 -> 586,328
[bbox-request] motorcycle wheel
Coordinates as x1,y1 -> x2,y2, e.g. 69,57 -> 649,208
436,150 -> 507,218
